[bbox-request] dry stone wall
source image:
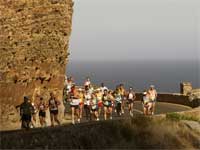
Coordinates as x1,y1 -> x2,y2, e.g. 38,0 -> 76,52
0,0 -> 73,129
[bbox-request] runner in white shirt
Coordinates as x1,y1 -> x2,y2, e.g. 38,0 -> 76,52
100,83 -> 108,93
84,77 -> 91,88
67,77 -> 74,92
142,91 -> 153,115
148,85 -> 157,115
69,85 -> 80,124
90,94 -> 99,121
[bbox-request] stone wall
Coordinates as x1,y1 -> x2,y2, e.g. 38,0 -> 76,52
180,82 -> 193,95
0,0 -> 73,128
135,93 -> 200,108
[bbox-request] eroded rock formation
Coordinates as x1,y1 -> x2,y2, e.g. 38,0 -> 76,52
0,0 -> 73,129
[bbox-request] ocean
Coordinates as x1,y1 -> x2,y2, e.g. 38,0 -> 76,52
66,60 -> 200,93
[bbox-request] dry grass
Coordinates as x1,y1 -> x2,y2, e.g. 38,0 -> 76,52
1,116 -> 200,149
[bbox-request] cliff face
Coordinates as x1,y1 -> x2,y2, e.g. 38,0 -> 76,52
0,0 -> 73,129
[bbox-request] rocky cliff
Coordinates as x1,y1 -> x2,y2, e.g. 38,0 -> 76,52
0,0 -> 73,129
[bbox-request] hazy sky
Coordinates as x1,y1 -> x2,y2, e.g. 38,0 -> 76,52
69,0 -> 200,62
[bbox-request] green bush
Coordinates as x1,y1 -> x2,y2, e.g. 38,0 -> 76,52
166,112 -> 199,122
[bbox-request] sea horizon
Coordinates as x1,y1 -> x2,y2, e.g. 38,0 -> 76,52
66,59 -> 200,93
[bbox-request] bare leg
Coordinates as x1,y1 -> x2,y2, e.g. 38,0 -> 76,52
152,102 -> 156,115
95,111 -> 99,120
109,107 -> 113,119
39,116 -> 43,127
143,106 -> 148,116
79,104 -> 83,119
76,108 -> 80,123
71,107 -> 75,124
121,100 -> 124,114
149,103 -> 153,115
32,114 -> 36,127
54,114 -> 60,125
104,106 -> 107,120
131,103 -> 134,112
50,113 -> 54,126
42,117 -> 47,127
98,107 -> 101,117
130,103 -> 134,116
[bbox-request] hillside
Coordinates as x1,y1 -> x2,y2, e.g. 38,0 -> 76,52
1,115 -> 200,149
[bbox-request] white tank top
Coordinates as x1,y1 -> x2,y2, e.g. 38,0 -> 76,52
39,103 -> 45,111
128,93 -> 133,99
70,99 -> 80,106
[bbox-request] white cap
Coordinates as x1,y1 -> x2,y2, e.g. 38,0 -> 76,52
150,85 -> 155,88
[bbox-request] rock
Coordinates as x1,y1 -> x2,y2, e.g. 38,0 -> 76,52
189,89 -> 200,101
0,0 -> 73,130
182,120 -> 200,133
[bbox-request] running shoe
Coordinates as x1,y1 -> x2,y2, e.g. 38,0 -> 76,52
72,120 -> 75,125
130,111 -> 133,117
122,110 -> 124,114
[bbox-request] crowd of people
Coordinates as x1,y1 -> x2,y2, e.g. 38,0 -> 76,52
64,77 -> 157,124
16,76 -> 157,129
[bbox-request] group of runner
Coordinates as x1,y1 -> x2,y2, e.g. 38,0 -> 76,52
16,76 -> 157,129
64,76 -> 157,124
16,92 -> 61,129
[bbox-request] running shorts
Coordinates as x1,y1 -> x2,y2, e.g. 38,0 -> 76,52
50,109 -> 58,115
21,114 -> 32,122
103,101 -> 112,107
70,105 -> 79,109
39,111 -> 46,117
91,107 -> 98,112
128,99 -> 134,104
98,101 -> 103,107
79,102 -> 84,106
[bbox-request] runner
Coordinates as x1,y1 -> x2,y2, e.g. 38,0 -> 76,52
65,76 -> 74,95
90,93 -> 99,121
108,91 -> 114,119
119,84 -> 126,114
38,97 -> 47,127
96,88 -> 103,117
88,84 -> 94,95
142,91 -> 152,115
78,88 -> 84,119
70,86 -> 80,124
48,92 -> 60,126
84,77 -> 91,88
84,90 -> 92,120
70,84 -> 76,97
148,85 -> 157,115
127,87 -> 136,117
100,83 -> 108,93
114,88 -> 122,116
102,89 -> 113,120
63,76 -> 73,115
30,101 -> 37,128
16,96 -> 34,130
